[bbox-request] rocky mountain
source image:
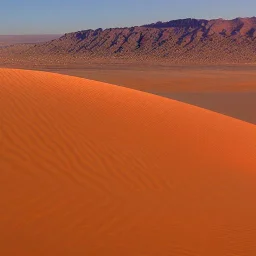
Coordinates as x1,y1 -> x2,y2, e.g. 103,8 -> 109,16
2,17 -> 256,64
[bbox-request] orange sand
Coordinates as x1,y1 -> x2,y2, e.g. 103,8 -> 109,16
0,68 -> 256,256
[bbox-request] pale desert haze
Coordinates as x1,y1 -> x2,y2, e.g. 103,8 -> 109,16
0,34 -> 61,46
1,69 -> 256,255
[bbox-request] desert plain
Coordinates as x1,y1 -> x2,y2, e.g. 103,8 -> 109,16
35,63 -> 256,125
2,60 -> 256,124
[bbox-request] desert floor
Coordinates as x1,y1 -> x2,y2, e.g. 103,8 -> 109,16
2,62 -> 256,124
1,68 -> 256,256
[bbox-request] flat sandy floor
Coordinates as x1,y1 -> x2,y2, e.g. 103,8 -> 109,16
39,64 -> 256,124
1,62 -> 256,124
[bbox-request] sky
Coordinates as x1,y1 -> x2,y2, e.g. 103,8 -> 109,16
0,0 -> 256,35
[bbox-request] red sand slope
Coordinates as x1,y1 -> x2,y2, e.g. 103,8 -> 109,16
0,69 -> 256,256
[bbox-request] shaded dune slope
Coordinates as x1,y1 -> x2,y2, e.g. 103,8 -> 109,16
0,69 -> 256,255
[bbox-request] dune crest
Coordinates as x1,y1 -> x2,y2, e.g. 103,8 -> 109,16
0,68 -> 256,256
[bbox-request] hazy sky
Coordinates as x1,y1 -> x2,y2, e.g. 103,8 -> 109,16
0,0 -> 255,35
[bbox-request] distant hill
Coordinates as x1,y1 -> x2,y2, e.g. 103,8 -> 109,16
2,18 -> 256,64
0,34 -> 61,46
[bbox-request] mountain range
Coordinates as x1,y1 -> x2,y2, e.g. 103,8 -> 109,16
2,17 -> 256,64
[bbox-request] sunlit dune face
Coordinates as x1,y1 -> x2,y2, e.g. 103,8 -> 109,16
0,69 -> 256,256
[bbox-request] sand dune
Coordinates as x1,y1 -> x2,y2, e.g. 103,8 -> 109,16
0,68 -> 256,255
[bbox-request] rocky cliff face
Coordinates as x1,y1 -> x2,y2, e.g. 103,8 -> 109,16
3,17 -> 256,64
